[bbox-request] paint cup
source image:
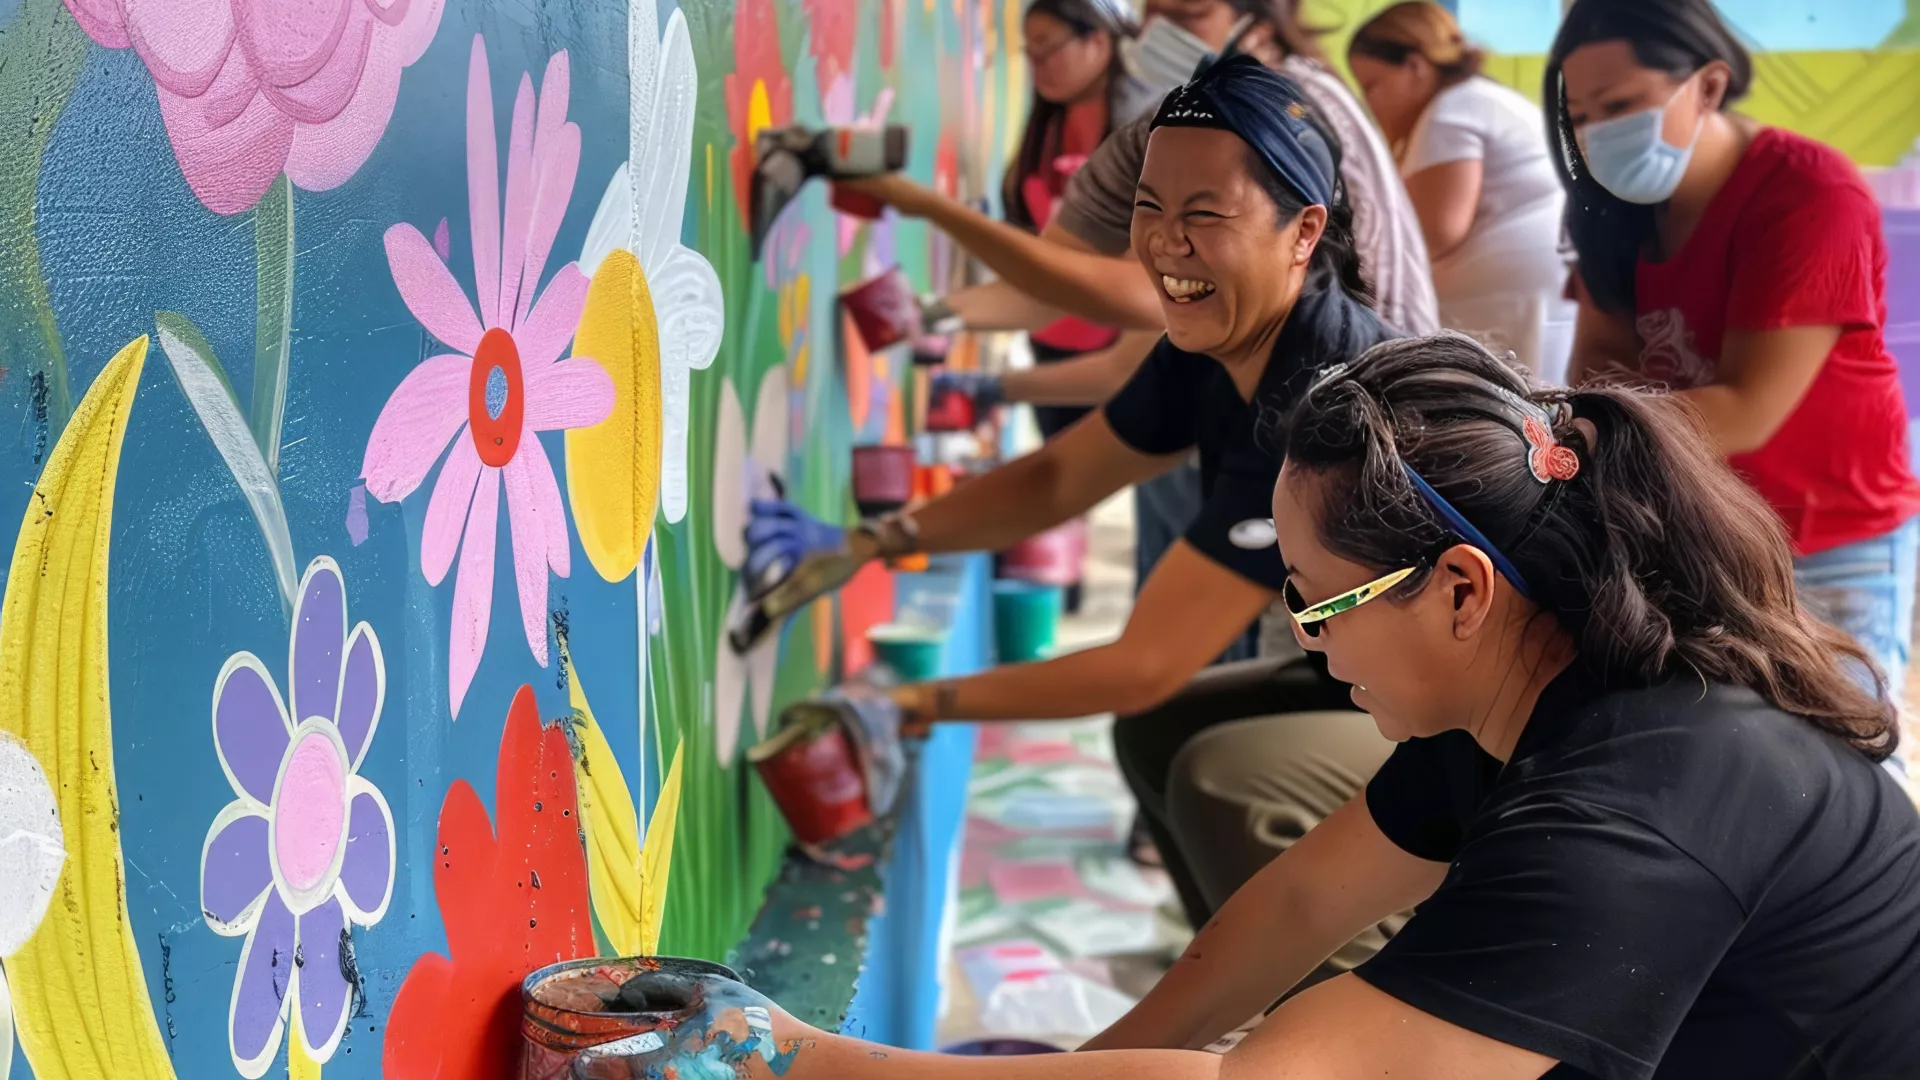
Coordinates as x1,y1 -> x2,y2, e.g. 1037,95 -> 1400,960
850,443 -> 916,517
749,705 -> 874,846
866,623 -> 947,682
839,265 -> 920,353
923,381 -> 977,433
519,956 -> 744,1079
992,579 -> 1063,664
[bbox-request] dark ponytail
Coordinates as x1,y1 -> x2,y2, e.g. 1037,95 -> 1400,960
1240,107 -> 1374,308
1285,332 -> 1897,761
1545,0 -> 1752,315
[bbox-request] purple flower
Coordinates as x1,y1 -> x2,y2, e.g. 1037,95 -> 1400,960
200,556 -> 394,1078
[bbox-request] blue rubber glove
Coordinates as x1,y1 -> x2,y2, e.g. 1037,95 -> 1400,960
744,498 -> 847,598
930,369 -> 1003,413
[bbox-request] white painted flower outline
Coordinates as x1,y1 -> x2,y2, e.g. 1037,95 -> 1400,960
578,0 -> 725,526
711,364 -> 791,764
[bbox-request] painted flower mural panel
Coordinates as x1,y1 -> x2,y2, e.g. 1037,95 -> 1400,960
711,364 -> 790,765
382,684 -> 594,1080
725,0 -> 794,230
569,0 -> 725,558
362,36 -> 614,718
200,556 -> 394,1078
60,0 -> 444,214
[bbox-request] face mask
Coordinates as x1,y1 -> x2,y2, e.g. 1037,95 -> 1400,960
1577,83 -> 1704,205
1125,16 -> 1215,91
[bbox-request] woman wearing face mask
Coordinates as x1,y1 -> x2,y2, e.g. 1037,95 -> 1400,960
1551,0 -> 1920,743
1347,2 -> 1574,384
747,60 -> 1388,842
589,334 -> 1920,1080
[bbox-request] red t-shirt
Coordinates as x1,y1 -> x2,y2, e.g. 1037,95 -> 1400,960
1634,127 -> 1920,555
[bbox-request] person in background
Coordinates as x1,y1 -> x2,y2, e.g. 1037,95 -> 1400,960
1347,1 -> 1574,383
944,0 -> 1156,611
1550,0 -> 1920,765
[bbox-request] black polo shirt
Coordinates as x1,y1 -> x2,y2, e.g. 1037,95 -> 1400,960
1361,665 -> 1920,1079
1102,285 -> 1394,592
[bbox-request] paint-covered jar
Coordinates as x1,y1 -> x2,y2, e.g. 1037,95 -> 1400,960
748,705 -> 873,846
520,956 -> 744,1079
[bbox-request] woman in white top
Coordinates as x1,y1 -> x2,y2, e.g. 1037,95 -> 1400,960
1347,1 -> 1574,383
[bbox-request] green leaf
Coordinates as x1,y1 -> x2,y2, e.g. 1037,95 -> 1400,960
155,311 -> 300,611
251,174 -> 294,476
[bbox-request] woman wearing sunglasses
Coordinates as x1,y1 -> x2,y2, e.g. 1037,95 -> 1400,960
588,333 -> 1920,1078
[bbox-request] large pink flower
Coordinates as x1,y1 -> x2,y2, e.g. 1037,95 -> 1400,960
362,37 -> 613,719
62,0 -> 443,215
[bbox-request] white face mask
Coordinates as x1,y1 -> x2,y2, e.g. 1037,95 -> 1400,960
1125,16 -> 1215,91
1576,80 -> 1706,205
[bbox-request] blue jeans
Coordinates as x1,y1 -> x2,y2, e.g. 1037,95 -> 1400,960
1794,517 -> 1919,773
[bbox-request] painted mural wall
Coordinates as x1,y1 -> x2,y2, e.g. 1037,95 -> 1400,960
0,0 -> 1018,1076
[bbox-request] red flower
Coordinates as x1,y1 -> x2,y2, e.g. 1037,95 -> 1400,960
724,0 -> 795,229
803,0 -> 858,92
383,686 -> 595,1079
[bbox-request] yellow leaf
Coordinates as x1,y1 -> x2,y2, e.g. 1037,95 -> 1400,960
639,741 -> 684,956
1,337 -> 177,1080
566,249 -> 664,582
560,638 -> 643,954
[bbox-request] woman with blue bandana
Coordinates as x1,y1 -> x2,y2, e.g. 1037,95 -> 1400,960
1551,0 -> 1920,774
744,55 -> 1398,932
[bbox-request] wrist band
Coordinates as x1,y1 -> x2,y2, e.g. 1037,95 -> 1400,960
857,511 -> 922,559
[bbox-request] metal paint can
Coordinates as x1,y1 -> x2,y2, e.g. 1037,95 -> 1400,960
748,705 -> 873,846
519,956 -> 743,1080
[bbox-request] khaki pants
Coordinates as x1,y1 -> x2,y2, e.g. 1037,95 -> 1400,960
1113,656 -> 1407,977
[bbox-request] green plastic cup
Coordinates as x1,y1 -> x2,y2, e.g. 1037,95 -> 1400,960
992,580 -> 1063,663
866,624 -> 947,681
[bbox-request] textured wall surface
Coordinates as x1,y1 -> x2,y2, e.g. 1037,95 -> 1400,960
0,0 -> 1015,1077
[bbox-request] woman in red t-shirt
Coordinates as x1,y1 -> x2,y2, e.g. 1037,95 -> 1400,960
1547,0 -> 1920,743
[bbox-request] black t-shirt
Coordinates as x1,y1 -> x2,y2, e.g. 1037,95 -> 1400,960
1102,286 -> 1394,592
1360,664 -> 1920,1080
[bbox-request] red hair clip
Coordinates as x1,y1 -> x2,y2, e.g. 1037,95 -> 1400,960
1523,416 -> 1581,483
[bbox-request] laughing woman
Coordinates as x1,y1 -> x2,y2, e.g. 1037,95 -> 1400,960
586,333 -> 1920,1079
747,58 -> 1387,887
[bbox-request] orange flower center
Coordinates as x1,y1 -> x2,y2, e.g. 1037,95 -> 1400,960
468,328 -> 525,468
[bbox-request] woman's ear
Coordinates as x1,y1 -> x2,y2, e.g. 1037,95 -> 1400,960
1294,204 -> 1330,266
1698,60 -> 1733,113
1435,543 -> 1500,641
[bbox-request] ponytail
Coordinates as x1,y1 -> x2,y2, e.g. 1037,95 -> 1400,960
1285,333 -> 1897,760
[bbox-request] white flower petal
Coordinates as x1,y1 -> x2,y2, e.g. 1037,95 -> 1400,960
0,735 -> 63,956
656,245 -> 725,525
751,363 -> 790,478
711,377 -> 748,569
748,632 -> 779,742
634,10 -> 698,272
713,595 -> 750,766
580,163 -> 632,277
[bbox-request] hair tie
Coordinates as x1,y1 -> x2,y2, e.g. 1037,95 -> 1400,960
1523,416 -> 1582,483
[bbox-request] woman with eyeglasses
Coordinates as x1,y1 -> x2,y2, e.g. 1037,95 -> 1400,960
1549,0 -> 1920,762
585,333 -> 1920,1079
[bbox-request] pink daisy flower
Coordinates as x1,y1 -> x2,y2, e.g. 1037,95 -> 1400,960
362,36 -> 612,718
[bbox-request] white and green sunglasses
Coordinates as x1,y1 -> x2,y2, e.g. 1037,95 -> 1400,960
1283,565 -> 1419,637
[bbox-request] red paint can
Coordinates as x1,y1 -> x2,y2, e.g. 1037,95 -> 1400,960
519,956 -> 742,1080
840,266 -> 920,353
749,707 -> 873,846
923,382 -> 977,433
850,443 -> 916,517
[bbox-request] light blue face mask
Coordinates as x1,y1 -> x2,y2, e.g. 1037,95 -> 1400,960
1577,84 -> 1705,205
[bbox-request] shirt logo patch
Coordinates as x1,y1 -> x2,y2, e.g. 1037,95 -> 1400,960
1230,518 -> 1277,550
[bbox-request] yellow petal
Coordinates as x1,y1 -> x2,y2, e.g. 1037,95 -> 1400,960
288,1010 -> 320,1080
560,638 -> 644,955
2,337 -> 177,1080
639,741 -> 684,956
566,250 -> 664,582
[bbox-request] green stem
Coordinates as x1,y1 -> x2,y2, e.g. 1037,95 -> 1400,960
252,174 -> 295,475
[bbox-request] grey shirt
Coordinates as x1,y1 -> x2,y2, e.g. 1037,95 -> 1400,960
1057,57 -> 1440,336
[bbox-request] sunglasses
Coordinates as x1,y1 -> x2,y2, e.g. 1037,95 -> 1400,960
1283,566 -> 1419,637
